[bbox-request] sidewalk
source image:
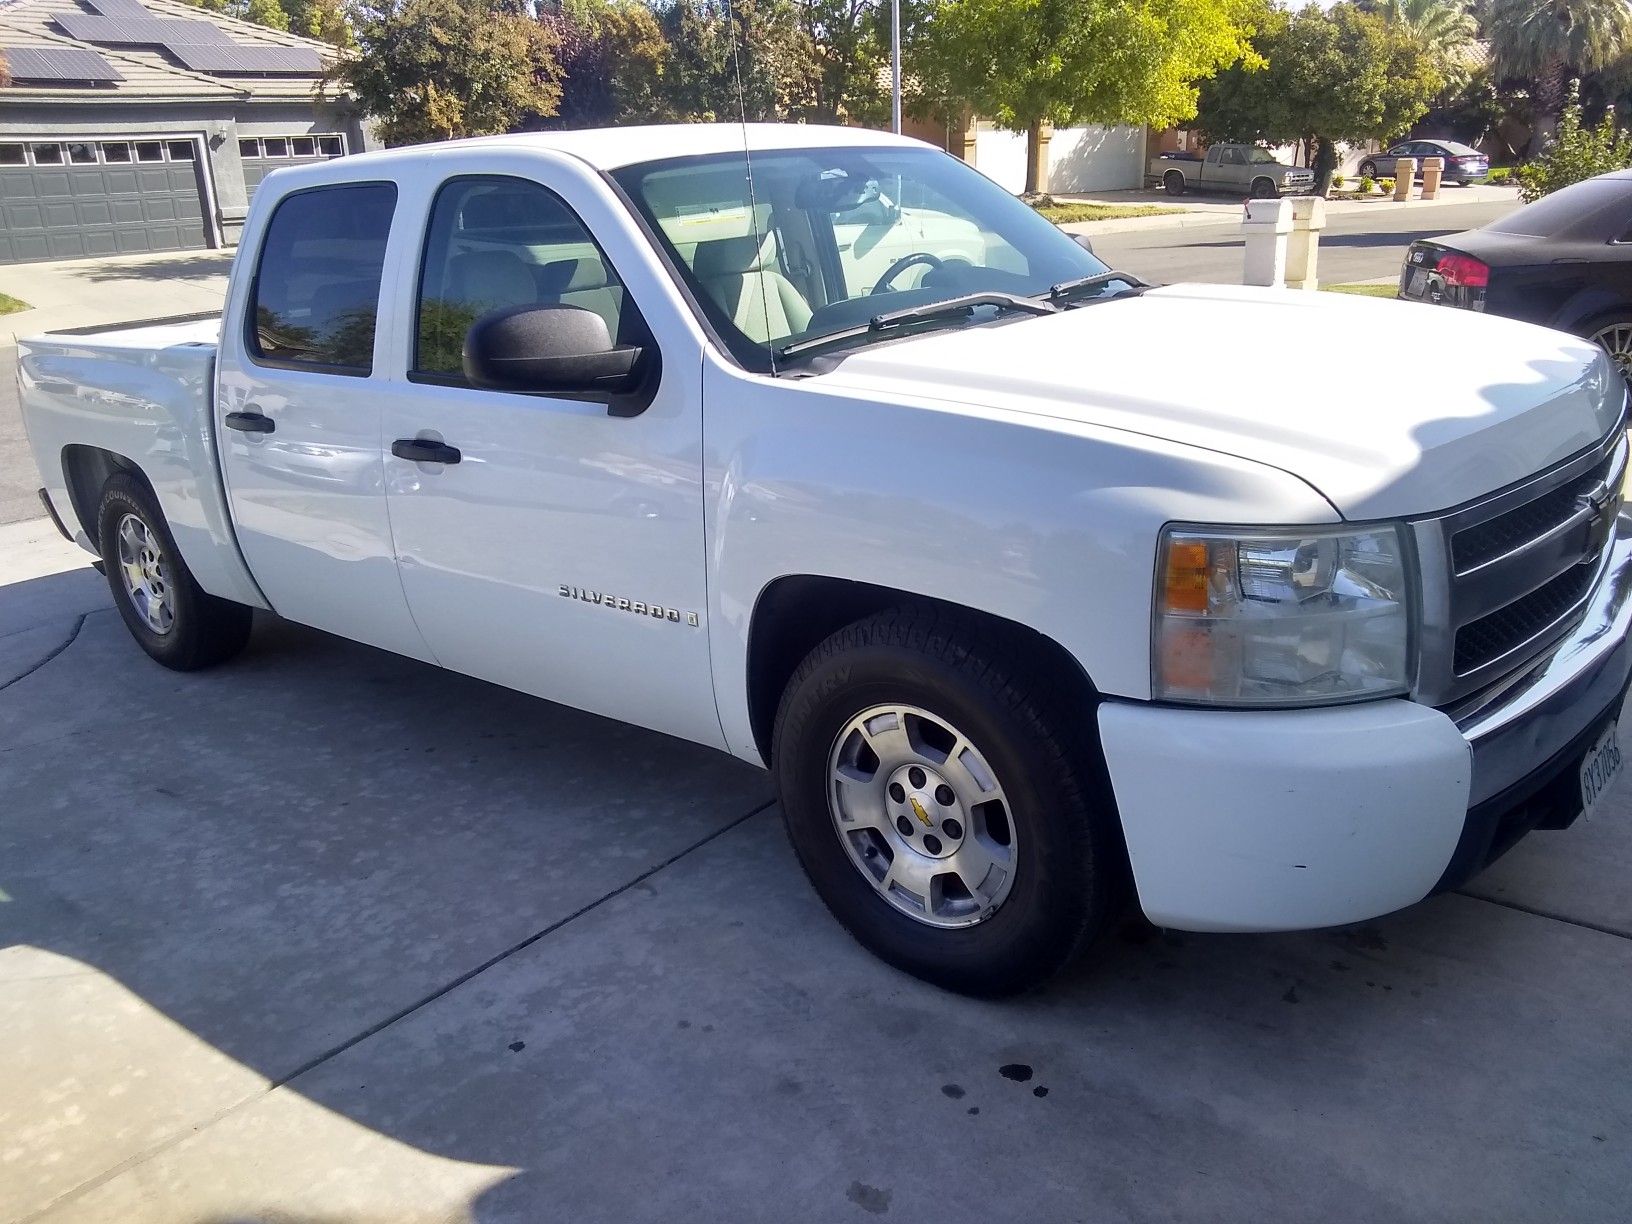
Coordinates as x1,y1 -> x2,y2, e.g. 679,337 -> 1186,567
0,248 -> 234,349
1060,181 -> 1519,235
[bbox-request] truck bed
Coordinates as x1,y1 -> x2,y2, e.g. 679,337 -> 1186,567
18,313 -> 267,609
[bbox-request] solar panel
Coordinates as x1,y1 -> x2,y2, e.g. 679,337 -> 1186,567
164,43 -> 324,74
49,14 -> 233,45
2,45 -> 126,82
82,0 -> 152,16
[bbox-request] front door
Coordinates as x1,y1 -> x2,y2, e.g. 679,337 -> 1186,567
215,178 -> 432,660
378,170 -> 722,748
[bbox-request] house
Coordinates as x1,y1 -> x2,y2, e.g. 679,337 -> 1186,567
0,0 -> 373,264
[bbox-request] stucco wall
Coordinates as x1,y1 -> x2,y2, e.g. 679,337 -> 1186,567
972,123 -> 1146,194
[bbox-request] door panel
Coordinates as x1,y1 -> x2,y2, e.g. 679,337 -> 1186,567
381,173 -> 721,747
217,180 -> 432,660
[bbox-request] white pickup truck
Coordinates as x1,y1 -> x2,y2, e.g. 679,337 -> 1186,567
19,125 -> 1632,995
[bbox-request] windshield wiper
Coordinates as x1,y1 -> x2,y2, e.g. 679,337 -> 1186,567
1045,270 -> 1150,304
777,291 -> 1057,362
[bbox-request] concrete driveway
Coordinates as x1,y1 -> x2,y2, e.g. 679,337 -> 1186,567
4,517 -> 1631,1224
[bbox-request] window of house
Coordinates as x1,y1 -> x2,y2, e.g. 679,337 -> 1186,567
134,141 -> 164,162
0,144 -> 25,165
102,142 -> 132,163
249,182 -> 396,374
262,137 -> 288,158
239,139 -> 259,158
167,141 -> 196,161
67,142 -> 97,164
318,135 -> 343,157
412,175 -> 632,382
291,136 -> 316,157
32,143 -> 63,164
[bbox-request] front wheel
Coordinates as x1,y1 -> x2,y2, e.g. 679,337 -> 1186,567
97,473 -> 253,670
772,607 -> 1124,996
1249,177 -> 1278,199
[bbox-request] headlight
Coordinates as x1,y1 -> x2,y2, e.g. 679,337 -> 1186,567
1153,524 -> 1413,707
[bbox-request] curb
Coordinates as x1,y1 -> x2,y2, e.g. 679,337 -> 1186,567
1058,185 -> 1519,238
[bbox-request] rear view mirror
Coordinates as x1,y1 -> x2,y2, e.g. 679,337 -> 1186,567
463,304 -> 643,397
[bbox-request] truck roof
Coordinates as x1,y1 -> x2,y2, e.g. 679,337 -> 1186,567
325,123 -> 929,173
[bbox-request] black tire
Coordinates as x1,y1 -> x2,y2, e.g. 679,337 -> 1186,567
1162,169 -> 1185,197
97,472 -> 253,671
1249,177 -> 1278,200
771,606 -> 1125,996
1359,159 -> 1378,178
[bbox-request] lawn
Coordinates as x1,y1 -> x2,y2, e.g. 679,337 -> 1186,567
1322,282 -> 1398,298
0,291 -> 30,316
1035,202 -> 1187,224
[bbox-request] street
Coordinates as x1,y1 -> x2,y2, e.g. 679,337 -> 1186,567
1093,197 -> 1515,285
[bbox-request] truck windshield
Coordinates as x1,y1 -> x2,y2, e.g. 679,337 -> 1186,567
612,146 -> 1113,370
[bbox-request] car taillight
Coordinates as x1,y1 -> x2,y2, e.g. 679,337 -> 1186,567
1437,252 -> 1489,288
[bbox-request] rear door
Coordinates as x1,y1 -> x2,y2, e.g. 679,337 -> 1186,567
215,178 -> 433,660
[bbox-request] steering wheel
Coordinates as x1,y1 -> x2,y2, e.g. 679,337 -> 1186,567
870,252 -> 945,295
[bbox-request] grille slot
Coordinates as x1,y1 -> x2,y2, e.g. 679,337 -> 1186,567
1453,563 -> 1595,675
1451,456 -> 1613,572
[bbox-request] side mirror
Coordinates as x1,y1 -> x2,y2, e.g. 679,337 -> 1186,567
1070,232 -> 1095,256
463,304 -> 642,396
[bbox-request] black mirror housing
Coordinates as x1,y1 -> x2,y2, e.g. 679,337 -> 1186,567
463,304 -> 642,396
1070,232 -> 1095,256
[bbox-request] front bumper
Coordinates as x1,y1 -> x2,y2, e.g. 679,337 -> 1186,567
1098,513 -> 1632,933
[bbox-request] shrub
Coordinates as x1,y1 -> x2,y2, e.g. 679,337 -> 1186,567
1358,175 -> 1375,193
1379,177 -> 1396,193
1516,84 -> 1632,202
1331,173 -> 1346,189
1487,166 -> 1513,186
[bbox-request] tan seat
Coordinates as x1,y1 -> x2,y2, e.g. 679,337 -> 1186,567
446,250 -> 540,314
692,236 -> 812,344
541,256 -> 625,339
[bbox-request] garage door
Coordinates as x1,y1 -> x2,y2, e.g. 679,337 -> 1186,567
0,138 -> 211,264
240,133 -> 347,198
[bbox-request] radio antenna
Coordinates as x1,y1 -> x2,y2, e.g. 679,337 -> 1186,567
723,0 -> 777,374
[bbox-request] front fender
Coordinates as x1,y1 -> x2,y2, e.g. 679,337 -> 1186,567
701,354 -> 1338,763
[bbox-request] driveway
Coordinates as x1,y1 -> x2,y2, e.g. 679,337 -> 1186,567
3,517 -> 1631,1223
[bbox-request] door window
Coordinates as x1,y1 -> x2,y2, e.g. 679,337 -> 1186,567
248,182 -> 396,374
412,175 -> 632,382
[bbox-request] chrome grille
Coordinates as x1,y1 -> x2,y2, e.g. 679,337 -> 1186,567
1414,427 -> 1627,706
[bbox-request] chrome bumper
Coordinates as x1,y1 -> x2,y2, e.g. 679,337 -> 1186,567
1434,512 -> 1632,888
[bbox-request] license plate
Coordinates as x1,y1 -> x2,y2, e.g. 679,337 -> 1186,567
1579,721 -> 1623,821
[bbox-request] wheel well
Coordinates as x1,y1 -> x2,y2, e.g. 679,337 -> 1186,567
744,575 -> 1099,765
1163,168 -> 1183,183
60,445 -> 147,545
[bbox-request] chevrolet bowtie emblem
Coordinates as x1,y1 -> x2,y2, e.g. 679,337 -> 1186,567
909,795 -> 933,827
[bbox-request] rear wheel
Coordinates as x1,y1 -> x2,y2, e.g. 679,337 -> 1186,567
1359,159 -> 1378,178
1587,314 -> 1632,383
97,473 -> 253,671
1162,169 -> 1185,197
772,606 -> 1124,996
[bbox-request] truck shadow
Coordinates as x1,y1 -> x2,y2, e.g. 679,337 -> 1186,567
3,568 -> 1628,1222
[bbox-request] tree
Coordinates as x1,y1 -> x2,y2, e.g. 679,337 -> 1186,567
912,0 -> 1265,194
656,0 -> 819,122
543,0 -> 670,126
1375,0 -> 1480,90
1515,80 -> 1632,197
177,0 -> 292,32
797,0 -> 891,124
1484,0 -> 1632,149
336,0 -> 563,144
1197,2 -> 1442,191
285,0 -> 355,47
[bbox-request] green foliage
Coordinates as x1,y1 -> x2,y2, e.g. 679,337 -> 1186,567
1379,176 -> 1395,192
1486,165 -> 1515,184
655,0 -> 819,122
1515,85 -> 1632,200
911,0 -> 1265,136
335,0 -> 562,144
243,0 -> 290,30
1031,202 -> 1187,222
1196,3 -> 1440,191
1331,172 -> 1345,187
1375,0 -> 1476,91
1358,174 -> 1375,191
0,291 -> 29,316
286,0 -> 354,47
546,0 -> 671,126
1486,0 -> 1632,138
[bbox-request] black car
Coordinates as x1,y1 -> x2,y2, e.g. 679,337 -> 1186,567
1399,170 -> 1632,375
1359,139 -> 1490,184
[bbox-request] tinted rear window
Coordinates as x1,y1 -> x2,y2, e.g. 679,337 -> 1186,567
249,182 -> 396,373
1487,176 -> 1632,238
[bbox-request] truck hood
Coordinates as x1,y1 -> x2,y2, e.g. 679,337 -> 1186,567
817,283 -> 1621,519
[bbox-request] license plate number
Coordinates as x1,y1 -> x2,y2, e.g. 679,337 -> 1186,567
1579,721 -> 1623,821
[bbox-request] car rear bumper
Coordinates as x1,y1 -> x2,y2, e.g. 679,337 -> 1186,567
1097,512 -> 1632,933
